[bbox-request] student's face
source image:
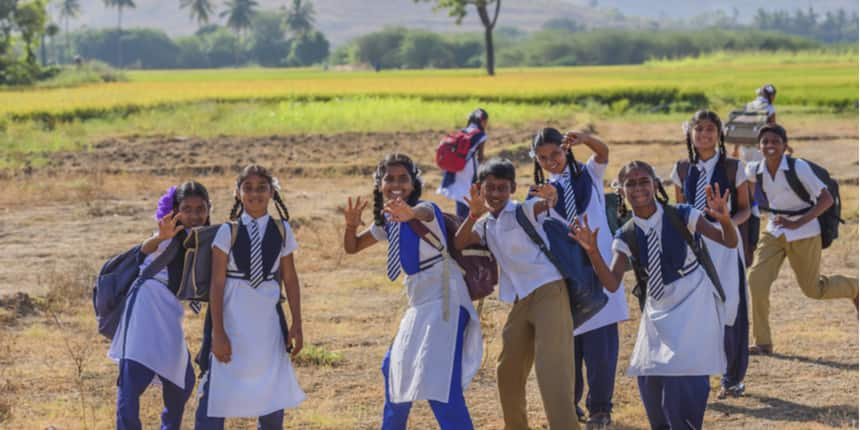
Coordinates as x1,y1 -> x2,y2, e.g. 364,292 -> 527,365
239,174 -> 273,216
381,164 -> 414,202
481,118 -> 489,130
534,144 -> 567,175
480,175 -> 515,214
176,196 -> 209,228
620,168 -> 656,209
758,131 -> 786,161
692,120 -> 719,152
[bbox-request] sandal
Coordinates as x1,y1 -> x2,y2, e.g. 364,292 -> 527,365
586,412 -> 611,429
718,383 -> 745,399
748,344 -> 773,355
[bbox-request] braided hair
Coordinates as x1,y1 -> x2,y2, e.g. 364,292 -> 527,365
372,153 -> 423,227
174,180 -> 212,226
615,160 -> 669,219
684,110 -> 726,164
531,127 -> 581,186
229,164 -> 290,222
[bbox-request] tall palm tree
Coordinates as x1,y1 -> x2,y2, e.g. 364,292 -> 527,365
58,0 -> 81,62
180,0 -> 213,27
284,0 -> 314,38
103,0 -> 135,68
221,0 -> 257,36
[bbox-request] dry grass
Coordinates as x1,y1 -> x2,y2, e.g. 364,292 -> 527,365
0,116 -> 856,429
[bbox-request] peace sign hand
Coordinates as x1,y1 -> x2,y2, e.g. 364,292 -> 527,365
157,211 -> 183,240
464,183 -> 488,219
343,196 -> 369,228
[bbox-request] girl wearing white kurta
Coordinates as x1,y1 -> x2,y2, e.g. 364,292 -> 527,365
671,110 -> 752,399
529,127 -> 628,426
344,153 -> 482,430
570,161 -> 739,430
195,165 -> 304,430
110,181 -> 211,430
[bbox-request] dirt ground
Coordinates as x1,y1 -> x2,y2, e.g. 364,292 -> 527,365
0,118 -> 857,429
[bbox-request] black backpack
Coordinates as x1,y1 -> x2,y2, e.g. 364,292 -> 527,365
755,157 -> 843,249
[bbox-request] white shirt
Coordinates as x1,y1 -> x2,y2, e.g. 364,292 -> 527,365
474,199 -> 564,304
370,203 -> 482,403
437,124 -> 487,204
746,96 -> 776,117
611,204 -> 727,376
549,156 -> 629,335
670,155 -> 748,213
746,156 -> 826,242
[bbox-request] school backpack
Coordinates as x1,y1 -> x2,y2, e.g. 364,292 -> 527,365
92,239 -> 181,340
176,220 -> 286,301
513,205 -> 608,329
408,211 -> 498,300
755,157 -> 843,249
619,204 -> 726,311
435,128 -> 483,173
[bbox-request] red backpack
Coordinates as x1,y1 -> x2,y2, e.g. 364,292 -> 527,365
436,128 -> 482,173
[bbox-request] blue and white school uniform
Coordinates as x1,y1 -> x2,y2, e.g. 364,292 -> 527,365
109,234 -> 195,430
613,204 -> 726,429
437,125 -> 487,218
196,213 -> 304,428
546,156 -> 628,417
671,155 -> 748,391
370,202 -> 482,429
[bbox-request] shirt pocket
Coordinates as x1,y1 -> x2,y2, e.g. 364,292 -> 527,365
496,217 -> 541,261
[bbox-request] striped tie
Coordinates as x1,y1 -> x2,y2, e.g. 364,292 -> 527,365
248,220 -> 264,289
694,166 -> 708,211
386,222 -> 401,281
646,227 -> 664,301
563,173 -> 577,223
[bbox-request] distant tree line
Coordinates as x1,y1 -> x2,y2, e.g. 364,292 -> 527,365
751,8 -> 858,44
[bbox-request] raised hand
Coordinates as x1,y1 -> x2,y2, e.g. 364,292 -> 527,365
529,183 -> 558,209
384,197 -> 416,223
563,131 -> 589,150
464,183 -> 488,218
157,210 -> 183,240
704,183 -> 731,222
568,213 -> 600,254
343,196 -> 368,228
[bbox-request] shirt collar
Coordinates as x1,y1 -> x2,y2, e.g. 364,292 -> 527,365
632,203 -> 663,232
755,154 -> 789,175
548,164 -> 573,183
240,212 -> 270,227
490,200 -> 517,219
696,153 -> 719,172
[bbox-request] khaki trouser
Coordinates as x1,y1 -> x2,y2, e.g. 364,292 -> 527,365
748,232 -> 859,346
497,280 -> 579,430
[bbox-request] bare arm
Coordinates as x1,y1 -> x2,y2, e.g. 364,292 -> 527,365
209,248 -> 231,363
455,184 -> 488,250
342,196 -> 379,254
142,211 -> 182,255
731,182 -> 752,225
674,185 -> 686,204
280,254 -> 303,357
565,132 -> 608,164
568,214 -> 624,291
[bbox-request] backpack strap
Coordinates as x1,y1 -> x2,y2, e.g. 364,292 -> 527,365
514,205 -> 566,279
619,219 -> 648,311
139,237 -> 183,281
677,160 -> 690,185
405,211 -> 452,321
662,204 -> 726,303
784,157 -> 812,205
407,219 -> 445,252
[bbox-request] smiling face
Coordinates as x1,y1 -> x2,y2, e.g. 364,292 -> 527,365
692,120 -> 719,156
620,167 -> 657,210
176,196 -> 209,228
534,144 -> 567,175
759,131 -> 787,162
380,163 -> 415,202
481,175 -> 515,216
238,174 -> 273,218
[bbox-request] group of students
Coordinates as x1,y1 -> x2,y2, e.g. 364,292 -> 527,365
108,104 -> 857,430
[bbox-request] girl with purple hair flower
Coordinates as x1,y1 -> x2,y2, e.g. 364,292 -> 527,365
109,180 -> 211,430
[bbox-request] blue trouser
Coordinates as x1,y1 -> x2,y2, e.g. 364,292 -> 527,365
637,375 -> 710,430
381,307 -> 473,430
117,358 -> 195,430
455,201 -> 470,220
722,256 -> 750,388
194,370 -> 285,430
574,323 -> 619,416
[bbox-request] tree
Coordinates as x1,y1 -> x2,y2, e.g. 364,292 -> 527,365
284,0 -> 314,38
15,0 -> 47,66
103,0 -> 135,68
180,0 -> 213,27
221,0 -> 257,36
41,21 -> 59,65
249,11 -> 289,66
416,0 -> 501,76
58,0 -> 81,61
286,30 -> 328,66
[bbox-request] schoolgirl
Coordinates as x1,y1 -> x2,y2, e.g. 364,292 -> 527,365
343,153 -> 482,430
570,160 -> 738,429
670,110 -> 751,399
530,127 -> 628,426
437,108 -> 489,218
195,165 -> 304,430
109,181 -> 211,430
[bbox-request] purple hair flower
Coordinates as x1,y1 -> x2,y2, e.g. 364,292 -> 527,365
155,186 -> 177,221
